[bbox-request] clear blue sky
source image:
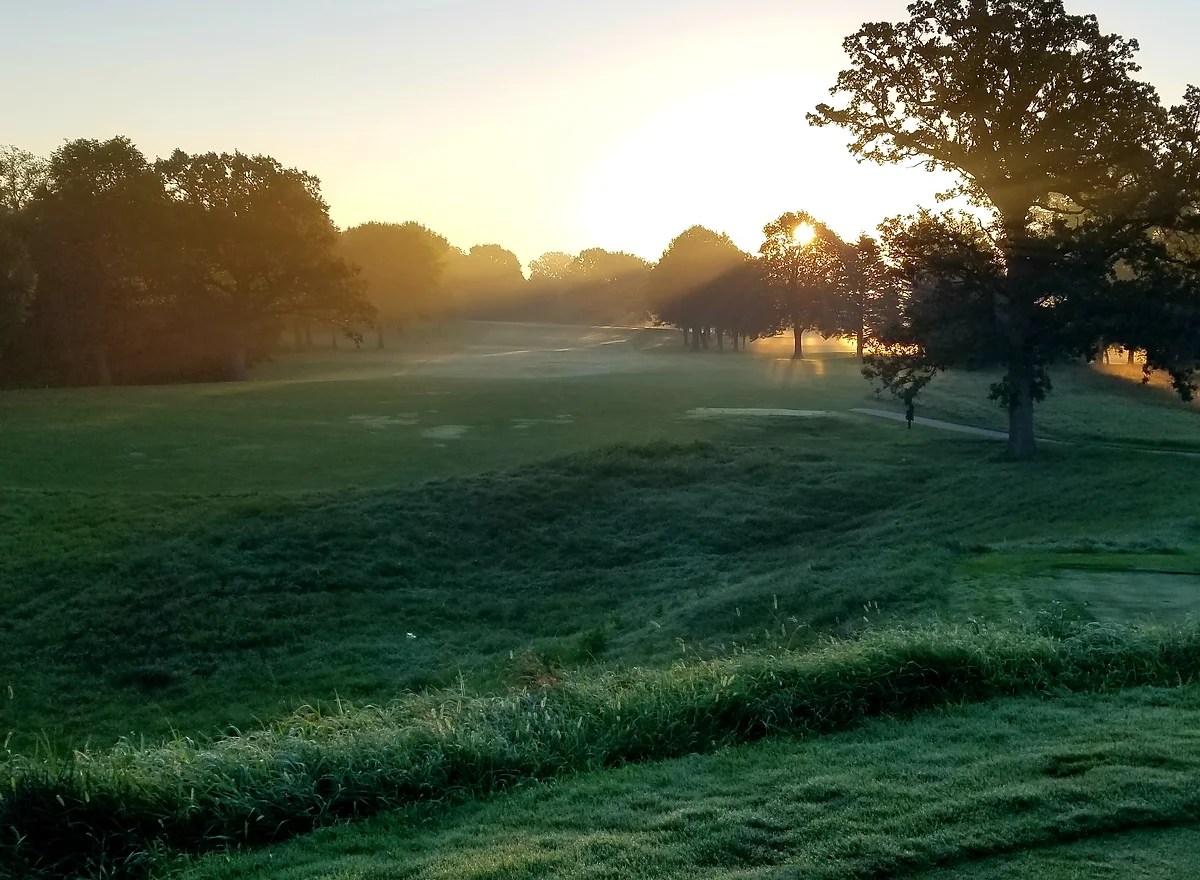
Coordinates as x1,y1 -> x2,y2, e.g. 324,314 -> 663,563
2,1 -> 1195,263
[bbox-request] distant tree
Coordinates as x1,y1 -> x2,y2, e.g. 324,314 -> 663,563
24,137 -> 169,385
809,0 -> 1200,457
446,244 -> 527,319
0,215 -> 35,367
340,222 -> 448,347
157,150 -> 371,378
528,252 -> 576,288
836,234 -> 898,360
649,226 -> 748,349
523,251 -> 576,322
567,248 -> 651,326
711,257 -> 778,351
0,146 -> 48,213
759,212 -> 845,359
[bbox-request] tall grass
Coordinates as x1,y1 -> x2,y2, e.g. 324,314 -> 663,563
4,620 -> 1200,879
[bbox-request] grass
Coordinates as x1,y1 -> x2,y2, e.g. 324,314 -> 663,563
170,683 -> 1200,880
7,620 -> 1200,878
5,425 -> 1200,752
1,322 -> 1198,878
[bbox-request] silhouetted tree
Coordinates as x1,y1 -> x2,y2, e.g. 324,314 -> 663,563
649,226 -> 749,349
0,146 -> 47,213
24,137 -> 169,385
866,210 -> 1010,417
760,212 -> 845,359
157,150 -> 370,379
0,214 -> 35,368
567,248 -> 651,326
836,234 -> 897,360
340,222 -> 448,347
810,0 -> 1200,456
446,244 -> 527,320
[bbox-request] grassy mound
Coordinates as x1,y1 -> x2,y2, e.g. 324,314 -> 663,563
180,687 -> 1200,880
6,429 -> 1200,753
5,620 -> 1200,878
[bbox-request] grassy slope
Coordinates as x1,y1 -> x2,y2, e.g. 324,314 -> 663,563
4,422 -> 1199,752
176,685 -> 1200,880
2,324 -> 1199,875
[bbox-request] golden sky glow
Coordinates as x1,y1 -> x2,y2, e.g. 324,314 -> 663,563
4,1 -> 1196,266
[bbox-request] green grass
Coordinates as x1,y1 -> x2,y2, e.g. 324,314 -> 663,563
172,684 -> 1200,880
1,323 -> 1199,878
5,424 -> 1200,753
8,621 -> 1200,879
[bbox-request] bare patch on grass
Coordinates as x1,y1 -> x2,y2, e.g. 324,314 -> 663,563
421,425 -> 469,441
687,408 -> 832,419
348,414 -> 419,429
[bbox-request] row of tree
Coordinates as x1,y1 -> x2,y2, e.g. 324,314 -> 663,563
0,139 -> 370,385
340,226 -> 655,337
4,0 -> 1200,462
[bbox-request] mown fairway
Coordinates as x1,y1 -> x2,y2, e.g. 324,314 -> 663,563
2,322 -> 1199,878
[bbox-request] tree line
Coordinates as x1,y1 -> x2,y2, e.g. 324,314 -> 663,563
3,1 -> 1200,461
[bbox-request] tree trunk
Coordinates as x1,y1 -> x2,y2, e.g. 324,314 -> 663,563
94,347 -> 112,387
731,332 -> 740,353
690,327 -> 701,351
1126,348 -> 1135,365
1000,224 -> 1038,459
377,326 -> 385,349
856,326 -> 864,361
716,327 -> 724,352
1006,354 -> 1036,458
682,327 -> 690,348
700,327 -> 710,350
331,329 -> 338,349
792,318 -> 804,359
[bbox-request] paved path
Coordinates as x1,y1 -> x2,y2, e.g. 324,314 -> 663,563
850,407 -> 1198,458
850,408 -> 1014,440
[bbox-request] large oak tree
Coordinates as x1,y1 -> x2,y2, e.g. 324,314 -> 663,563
810,0 -> 1200,456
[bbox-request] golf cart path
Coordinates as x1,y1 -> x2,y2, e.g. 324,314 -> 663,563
850,408 -> 1200,458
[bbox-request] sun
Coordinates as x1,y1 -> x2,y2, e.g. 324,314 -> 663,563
793,222 -> 817,247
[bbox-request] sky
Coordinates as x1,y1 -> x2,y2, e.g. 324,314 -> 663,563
2,0 -> 1197,266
